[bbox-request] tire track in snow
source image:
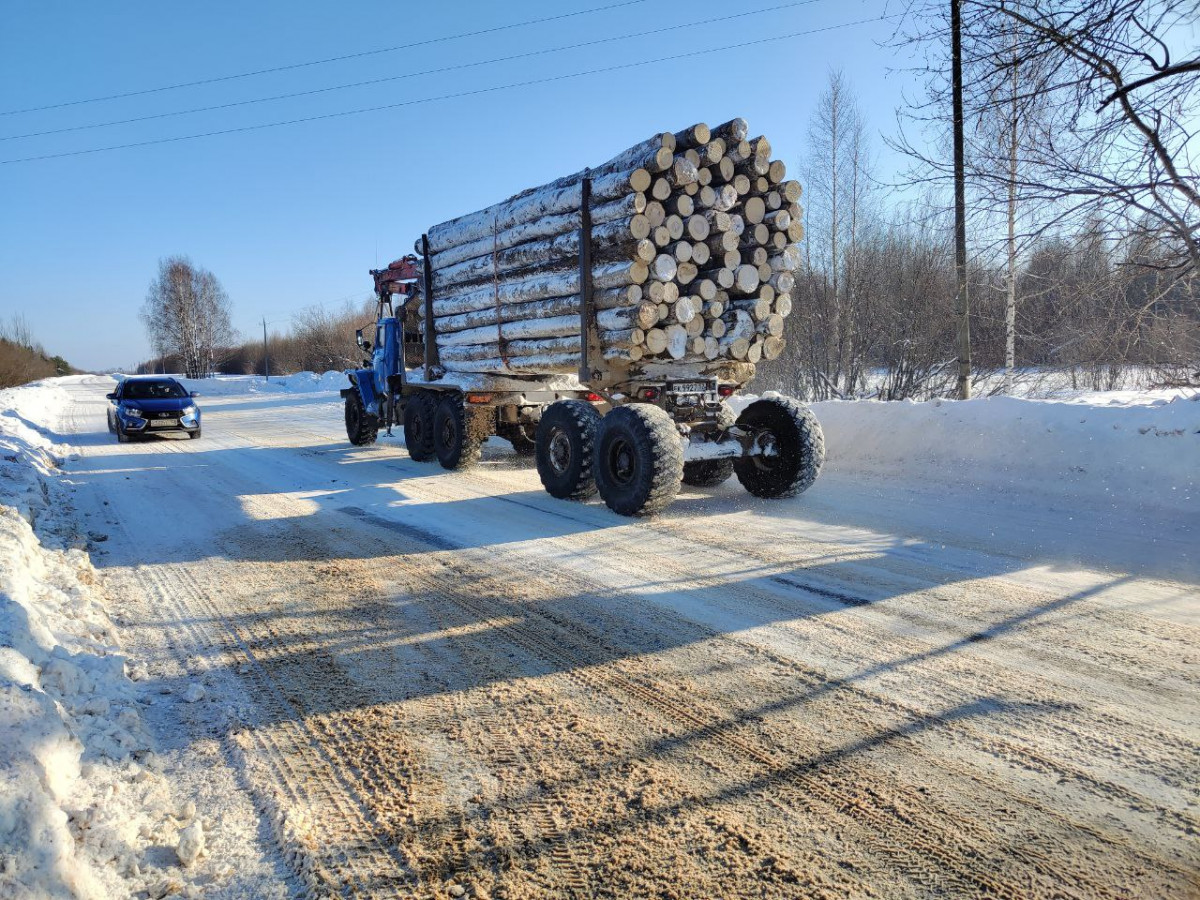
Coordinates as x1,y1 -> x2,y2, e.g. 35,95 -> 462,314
213,412 -> 1190,897
141,562 -> 417,898
61,382 -> 1198,897
418,462 -> 1199,796
200,489 -> 880,897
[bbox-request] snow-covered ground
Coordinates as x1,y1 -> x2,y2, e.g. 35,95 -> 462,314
736,386 -> 1198,518
114,371 -> 347,398
2,372 -> 1197,898
147,370 -> 1200,521
0,381 -> 198,899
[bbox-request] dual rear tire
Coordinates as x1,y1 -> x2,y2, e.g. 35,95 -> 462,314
392,391 -> 825,516
403,393 -> 437,461
535,400 -> 601,500
536,396 -> 823,516
432,396 -> 485,470
592,404 -> 683,516
536,400 -> 684,517
403,392 -> 485,470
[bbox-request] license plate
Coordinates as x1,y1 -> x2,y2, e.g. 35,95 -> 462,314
671,382 -> 710,394
150,419 -> 177,428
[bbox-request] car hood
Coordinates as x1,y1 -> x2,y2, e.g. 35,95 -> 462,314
123,397 -> 194,412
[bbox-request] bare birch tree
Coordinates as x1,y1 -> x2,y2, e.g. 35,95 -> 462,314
891,0 -> 1198,386
786,70 -> 879,399
140,257 -> 236,379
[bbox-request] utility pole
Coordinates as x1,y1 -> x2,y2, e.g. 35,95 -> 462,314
952,0 -> 972,399
262,317 -> 269,382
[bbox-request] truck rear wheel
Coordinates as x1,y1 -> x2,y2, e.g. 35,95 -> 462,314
594,404 -> 684,517
433,395 -> 485,470
536,400 -> 601,500
403,393 -> 437,462
345,391 -> 379,446
733,396 -> 825,499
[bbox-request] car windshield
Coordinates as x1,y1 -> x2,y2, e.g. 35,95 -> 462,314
123,380 -> 188,400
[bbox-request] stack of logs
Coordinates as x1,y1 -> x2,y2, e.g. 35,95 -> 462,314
413,119 -> 802,380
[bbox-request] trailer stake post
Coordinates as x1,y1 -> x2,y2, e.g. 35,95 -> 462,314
577,174 -> 601,384
421,233 -> 438,380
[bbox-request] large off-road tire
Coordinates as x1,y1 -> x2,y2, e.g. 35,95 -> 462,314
733,396 -> 825,499
536,400 -> 601,500
594,404 -> 684,517
433,395 -> 486,470
682,458 -> 735,487
403,393 -> 437,462
345,390 -> 379,446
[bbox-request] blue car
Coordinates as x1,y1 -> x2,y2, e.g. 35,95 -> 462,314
106,376 -> 202,442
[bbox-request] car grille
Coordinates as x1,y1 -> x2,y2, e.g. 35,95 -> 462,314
154,411 -> 177,419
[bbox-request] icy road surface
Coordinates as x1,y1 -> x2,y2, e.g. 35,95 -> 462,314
58,376 -> 1197,898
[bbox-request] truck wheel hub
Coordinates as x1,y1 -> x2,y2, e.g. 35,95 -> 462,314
548,429 -> 572,473
608,438 -> 636,485
752,431 -> 780,467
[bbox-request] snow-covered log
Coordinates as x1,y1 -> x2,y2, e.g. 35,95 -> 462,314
429,193 -> 649,270
711,118 -> 749,143
429,261 -> 647,319
434,218 -> 655,291
407,119 -> 802,383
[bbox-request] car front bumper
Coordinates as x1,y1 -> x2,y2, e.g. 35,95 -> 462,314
121,412 -> 200,434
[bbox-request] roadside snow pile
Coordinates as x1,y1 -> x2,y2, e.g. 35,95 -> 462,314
115,370 -> 346,397
0,381 -> 70,523
188,370 -> 345,395
0,383 -> 191,899
733,390 -> 1199,515
282,370 -> 347,393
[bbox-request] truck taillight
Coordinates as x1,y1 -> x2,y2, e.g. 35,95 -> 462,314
639,387 -> 661,401
585,392 -> 603,402
466,393 -> 493,404
717,384 -> 735,398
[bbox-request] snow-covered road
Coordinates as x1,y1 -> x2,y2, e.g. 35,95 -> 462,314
44,375 -> 1200,897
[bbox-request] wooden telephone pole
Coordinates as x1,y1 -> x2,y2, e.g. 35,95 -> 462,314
262,317 -> 269,382
952,0 -> 972,399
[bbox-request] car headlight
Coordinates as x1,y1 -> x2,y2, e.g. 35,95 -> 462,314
182,405 -> 197,417
124,407 -> 144,418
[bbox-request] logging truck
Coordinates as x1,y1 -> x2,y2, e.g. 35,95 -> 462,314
341,120 -> 825,517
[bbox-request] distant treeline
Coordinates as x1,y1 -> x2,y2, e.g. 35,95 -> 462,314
0,316 -> 74,389
138,299 -> 374,377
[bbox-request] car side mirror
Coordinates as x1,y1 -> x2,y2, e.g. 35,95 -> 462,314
190,391 -> 200,398
355,329 -> 366,349
105,392 -> 117,400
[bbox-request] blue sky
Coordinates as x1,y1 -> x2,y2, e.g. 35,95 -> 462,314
0,0 -> 911,370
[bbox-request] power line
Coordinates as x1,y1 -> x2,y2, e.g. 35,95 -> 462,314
0,0 -> 647,117
0,15 -> 894,166
1,0 -> 834,142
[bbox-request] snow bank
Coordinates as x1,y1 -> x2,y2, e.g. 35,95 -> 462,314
0,383 -> 195,899
733,390 -> 1199,515
114,371 -> 347,397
